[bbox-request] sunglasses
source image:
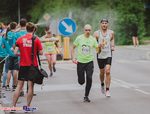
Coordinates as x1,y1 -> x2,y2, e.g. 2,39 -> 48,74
85,29 -> 91,31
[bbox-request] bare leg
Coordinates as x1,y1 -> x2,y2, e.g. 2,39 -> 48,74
7,70 -> 12,86
135,37 -> 139,47
27,80 -> 34,107
13,81 -> 24,107
46,55 -> 52,73
100,68 -> 105,84
51,54 -> 56,68
105,65 -> 111,89
132,37 -> 136,47
13,70 -> 18,86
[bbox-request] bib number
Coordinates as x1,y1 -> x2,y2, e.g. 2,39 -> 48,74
47,46 -> 53,52
82,46 -> 91,54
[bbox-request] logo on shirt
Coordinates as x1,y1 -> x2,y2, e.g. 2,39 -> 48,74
23,38 -> 32,47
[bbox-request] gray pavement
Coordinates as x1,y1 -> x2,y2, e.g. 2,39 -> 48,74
1,45 -> 150,114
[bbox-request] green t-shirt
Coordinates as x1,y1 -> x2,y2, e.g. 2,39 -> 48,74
73,34 -> 98,63
44,37 -> 56,54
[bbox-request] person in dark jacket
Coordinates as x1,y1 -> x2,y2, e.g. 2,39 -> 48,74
131,23 -> 139,47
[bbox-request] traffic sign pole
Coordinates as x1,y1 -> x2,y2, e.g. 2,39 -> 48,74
58,18 -> 77,60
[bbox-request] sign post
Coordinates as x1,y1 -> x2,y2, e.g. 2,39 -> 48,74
58,18 -> 76,60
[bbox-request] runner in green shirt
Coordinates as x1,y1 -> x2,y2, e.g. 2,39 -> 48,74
71,24 -> 100,102
41,30 -> 58,77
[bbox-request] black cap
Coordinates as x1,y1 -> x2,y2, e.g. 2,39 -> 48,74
101,19 -> 108,23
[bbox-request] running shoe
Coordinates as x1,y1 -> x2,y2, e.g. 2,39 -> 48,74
101,85 -> 105,94
50,73 -> 53,77
10,109 -> 16,113
2,85 -> 6,89
105,90 -> 111,97
84,96 -> 91,102
20,92 -> 24,97
12,85 -> 17,91
53,67 -> 56,72
6,85 -> 10,91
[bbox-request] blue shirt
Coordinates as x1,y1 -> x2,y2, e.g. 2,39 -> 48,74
14,30 -> 27,44
2,36 -> 9,56
0,36 -> 6,57
7,31 -> 17,57
14,30 -> 27,60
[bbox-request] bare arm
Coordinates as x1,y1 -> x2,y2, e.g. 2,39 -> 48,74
93,31 -> 99,40
71,44 -> 77,63
93,31 -> 103,53
15,28 -> 21,33
110,31 -> 115,51
38,50 -> 43,55
13,44 -> 15,49
40,38 -> 59,43
2,44 -> 5,48
14,47 -> 20,56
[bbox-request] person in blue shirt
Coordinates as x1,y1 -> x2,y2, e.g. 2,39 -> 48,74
0,33 -> 6,85
1,27 -> 13,88
6,22 -> 19,91
13,19 -> 27,96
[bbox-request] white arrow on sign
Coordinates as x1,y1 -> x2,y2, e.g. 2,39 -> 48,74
61,21 -> 73,33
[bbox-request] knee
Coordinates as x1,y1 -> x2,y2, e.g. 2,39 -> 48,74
106,70 -> 110,75
100,70 -> 105,75
53,61 -> 56,65
48,63 -> 52,67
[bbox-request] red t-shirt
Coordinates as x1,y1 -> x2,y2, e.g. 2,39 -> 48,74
16,34 -> 43,66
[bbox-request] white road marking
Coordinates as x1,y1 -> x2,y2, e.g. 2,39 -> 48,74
112,78 -> 139,88
111,80 -> 117,84
43,64 -> 150,95
120,85 -> 130,88
135,89 -> 150,95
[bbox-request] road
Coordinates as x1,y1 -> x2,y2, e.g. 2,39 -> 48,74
1,45 -> 150,114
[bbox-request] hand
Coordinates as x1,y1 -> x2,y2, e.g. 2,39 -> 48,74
17,53 -> 20,56
98,43 -> 104,48
111,47 -> 115,51
72,58 -> 76,63
11,47 -> 14,51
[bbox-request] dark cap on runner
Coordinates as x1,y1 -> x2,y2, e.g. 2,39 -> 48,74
100,19 -> 108,23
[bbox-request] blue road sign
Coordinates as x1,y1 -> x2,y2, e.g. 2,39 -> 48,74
58,18 -> 76,36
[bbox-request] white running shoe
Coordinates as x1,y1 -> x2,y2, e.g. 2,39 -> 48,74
105,90 -> 110,97
101,86 -> 105,94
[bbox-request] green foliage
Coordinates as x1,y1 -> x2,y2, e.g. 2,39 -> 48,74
0,0 -> 148,45
113,0 -> 146,45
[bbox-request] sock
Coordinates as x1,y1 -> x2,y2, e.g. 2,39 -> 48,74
101,83 -> 104,87
106,88 -> 109,91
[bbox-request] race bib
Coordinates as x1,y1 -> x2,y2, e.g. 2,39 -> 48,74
47,46 -> 53,52
82,45 -> 91,54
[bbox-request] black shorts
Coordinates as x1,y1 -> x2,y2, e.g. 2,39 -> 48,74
97,57 -> 112,69
18,66 -> 38,81
131,33 -> 138,37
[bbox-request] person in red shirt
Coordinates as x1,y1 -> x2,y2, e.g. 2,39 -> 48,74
12,22 -> 43,112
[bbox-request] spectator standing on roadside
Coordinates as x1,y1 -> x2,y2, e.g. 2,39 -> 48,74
131,23 -> 139,47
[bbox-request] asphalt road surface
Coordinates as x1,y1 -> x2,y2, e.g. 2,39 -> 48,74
1,45 -> 150,114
